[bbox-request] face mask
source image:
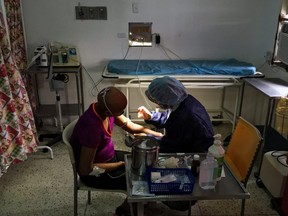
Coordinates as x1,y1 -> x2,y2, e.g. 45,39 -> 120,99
158,104 -> 170,110
158,103 -> 179,111
166,104 -> 179,119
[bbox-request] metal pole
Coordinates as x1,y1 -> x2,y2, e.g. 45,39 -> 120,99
56,90 -> 63,132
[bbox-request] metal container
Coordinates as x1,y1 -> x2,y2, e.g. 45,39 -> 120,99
131,136 -> 159,176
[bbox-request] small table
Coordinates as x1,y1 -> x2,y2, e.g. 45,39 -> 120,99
239,78 -> 288,176
26,65 -> 85,118
25,65 -> 85,148
124,153 -> 250,216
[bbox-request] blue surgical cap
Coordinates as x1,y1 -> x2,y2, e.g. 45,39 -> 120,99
145,76 -> 188,106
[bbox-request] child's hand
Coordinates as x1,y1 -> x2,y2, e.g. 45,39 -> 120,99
117,161 -> 125,168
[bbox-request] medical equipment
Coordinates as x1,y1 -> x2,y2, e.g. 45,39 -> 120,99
34,42 -> 80,67
32,43 -> 82,149
131,136 -> 159,176
34,46 -> 48,66
277,23 -> 288,65
260,151 -> 288,198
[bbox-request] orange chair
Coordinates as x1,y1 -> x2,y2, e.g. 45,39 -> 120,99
224,117 -> 262,216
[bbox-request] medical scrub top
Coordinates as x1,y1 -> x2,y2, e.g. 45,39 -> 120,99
146,95 -> 214,153
70,103 -> 115,172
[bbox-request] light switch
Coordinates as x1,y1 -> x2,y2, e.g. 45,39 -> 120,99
132,3 -> 139,14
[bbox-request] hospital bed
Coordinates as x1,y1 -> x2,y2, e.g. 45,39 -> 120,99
102,59 -> 263,130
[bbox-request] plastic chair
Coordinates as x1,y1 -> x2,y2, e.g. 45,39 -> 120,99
224,116 -> 263,216
62,119 -> 126,216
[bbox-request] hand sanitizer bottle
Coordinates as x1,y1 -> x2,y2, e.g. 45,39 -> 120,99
199,153 -> 218,190
208,134 -> 225,181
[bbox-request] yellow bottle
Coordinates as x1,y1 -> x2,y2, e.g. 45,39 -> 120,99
275,97 -> 288,139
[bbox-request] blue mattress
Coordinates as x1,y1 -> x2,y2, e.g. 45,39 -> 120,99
107,59 -> 256,76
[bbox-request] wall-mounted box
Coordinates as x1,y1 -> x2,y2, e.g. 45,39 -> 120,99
75,6 -> 107,20
129,22 -> 152,47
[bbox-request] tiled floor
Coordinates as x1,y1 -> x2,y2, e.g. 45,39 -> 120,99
0,123 -> 280,216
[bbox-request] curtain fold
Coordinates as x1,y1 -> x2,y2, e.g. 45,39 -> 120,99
5,0 -> 36,111
0,0 -> 38,177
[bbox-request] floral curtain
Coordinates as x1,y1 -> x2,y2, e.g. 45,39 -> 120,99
4,0 -> 36,111
0,0 -> 38,177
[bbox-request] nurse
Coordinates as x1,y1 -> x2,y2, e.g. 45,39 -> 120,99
138,76 -> 215,211
138,76 -> 214,154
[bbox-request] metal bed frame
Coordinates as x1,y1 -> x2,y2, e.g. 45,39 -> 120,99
102,65 -> 263,131
114,77 -> 241,131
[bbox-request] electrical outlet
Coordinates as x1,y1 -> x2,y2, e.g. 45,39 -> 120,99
97,7 -> 107,20
75,6 -> 87,20
87,7 -> 98,20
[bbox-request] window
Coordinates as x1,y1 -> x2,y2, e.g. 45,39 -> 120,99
272,0 -> 288,69
129,22 -> 152,47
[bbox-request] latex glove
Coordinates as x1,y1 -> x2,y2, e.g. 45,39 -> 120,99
133,133 -> 147,137
137,106 -> 152,120
162,157 -> 179,168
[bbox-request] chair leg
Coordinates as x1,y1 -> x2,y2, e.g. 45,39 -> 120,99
88,190 -> 91,204
188,201 -> 192,216
241,199 -> 246,216
130,203 -> 135,216
74,187 -> 78,216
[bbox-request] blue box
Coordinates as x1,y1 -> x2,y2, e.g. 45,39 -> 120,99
147,168 -> 195,195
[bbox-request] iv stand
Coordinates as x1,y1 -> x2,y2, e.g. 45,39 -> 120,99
25,45 -> 54,159
39,44 -> 64,150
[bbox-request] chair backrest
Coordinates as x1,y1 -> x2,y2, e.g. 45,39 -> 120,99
224,117 -> 262,185
62,119 -> 78,164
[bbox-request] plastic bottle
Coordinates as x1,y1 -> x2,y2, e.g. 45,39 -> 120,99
208,134 -> 225,181
275,96 -> 288,139
191,154 -> 200,176
199,153 -> 218,190
191,154 -> 200,177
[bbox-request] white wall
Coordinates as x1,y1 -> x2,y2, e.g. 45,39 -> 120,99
21,0 -> 285,124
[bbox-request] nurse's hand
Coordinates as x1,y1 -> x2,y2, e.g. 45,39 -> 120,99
137,106 -> 152,120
